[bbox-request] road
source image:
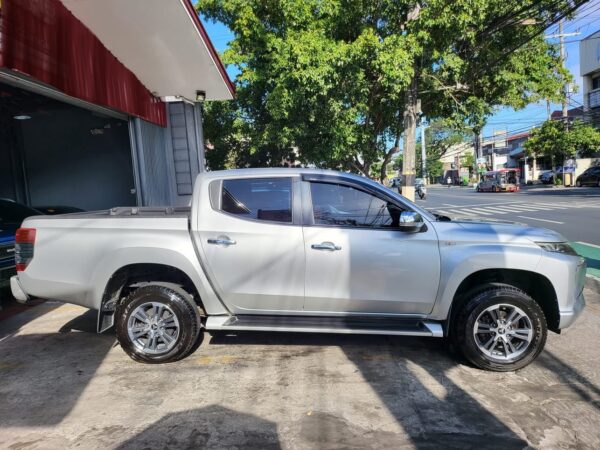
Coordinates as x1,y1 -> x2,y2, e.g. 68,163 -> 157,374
415,185 -> 600,278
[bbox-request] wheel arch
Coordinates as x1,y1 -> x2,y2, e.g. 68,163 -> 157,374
447,268 -> 560,333
98,263 -> 205,333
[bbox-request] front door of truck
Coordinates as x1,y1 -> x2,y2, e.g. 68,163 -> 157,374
302,178 -> 440,315
197,176 -> 305,314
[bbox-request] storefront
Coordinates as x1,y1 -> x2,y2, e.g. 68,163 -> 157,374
0,0 -> 234,210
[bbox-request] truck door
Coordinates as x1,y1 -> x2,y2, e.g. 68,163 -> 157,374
302,178 -> 440,315
195,176 -> 305,314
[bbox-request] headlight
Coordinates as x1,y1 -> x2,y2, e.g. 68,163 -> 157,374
535,242 -> 578,256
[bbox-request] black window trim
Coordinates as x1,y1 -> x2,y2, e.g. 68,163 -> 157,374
301,175 -> 423,231
211,176 -> 302,226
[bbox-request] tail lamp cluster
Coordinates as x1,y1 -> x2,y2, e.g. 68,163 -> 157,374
15,228 -> 36,272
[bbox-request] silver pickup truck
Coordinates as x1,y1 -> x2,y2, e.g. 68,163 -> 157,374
11,169 -> 586,371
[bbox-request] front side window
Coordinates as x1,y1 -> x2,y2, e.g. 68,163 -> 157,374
221,177 -> 292,223
310,182 -> 404,228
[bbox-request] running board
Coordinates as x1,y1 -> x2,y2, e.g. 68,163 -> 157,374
205,315 -> 444,337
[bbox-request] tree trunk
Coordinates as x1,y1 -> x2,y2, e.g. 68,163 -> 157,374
401,75 -> 418,201
379,146 -> 398,184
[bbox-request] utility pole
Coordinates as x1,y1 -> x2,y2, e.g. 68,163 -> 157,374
559,20 -> 567,185
544,23 -> 579,123
545,23 -> 579,186
401,76 -> 419,202
420,117 -> 427,184
559,20 -> 569,126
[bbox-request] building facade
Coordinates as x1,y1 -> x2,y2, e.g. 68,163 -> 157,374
0,0 -> 234,211
580,30 -> 600,128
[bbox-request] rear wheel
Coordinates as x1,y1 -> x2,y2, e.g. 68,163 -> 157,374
576,180 -> 581,187
116,285 -> 202,363
452,283 -> 547,371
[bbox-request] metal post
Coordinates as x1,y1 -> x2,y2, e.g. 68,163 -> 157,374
559,20 -> 568,186
420,117 -> 427,183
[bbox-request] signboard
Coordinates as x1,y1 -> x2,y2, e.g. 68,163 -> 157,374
476,157 -> 487,164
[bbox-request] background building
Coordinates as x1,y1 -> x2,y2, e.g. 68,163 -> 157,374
580,29 -> 600,129
0,0 -> 234,211
439,143 -> 474,183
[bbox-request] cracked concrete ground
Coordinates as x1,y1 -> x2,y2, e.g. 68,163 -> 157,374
0,288 -> 599,449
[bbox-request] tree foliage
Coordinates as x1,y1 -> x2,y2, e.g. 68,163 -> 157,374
197,0 -> 580,183
415,119 -> 470,179
524,119 -> 600,161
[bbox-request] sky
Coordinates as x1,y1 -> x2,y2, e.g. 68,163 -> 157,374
199,1 -> 600,143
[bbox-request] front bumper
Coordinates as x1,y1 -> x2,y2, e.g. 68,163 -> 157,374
10,275 -> 31,304
555,256 -> 587,329
559,289 -> 585,329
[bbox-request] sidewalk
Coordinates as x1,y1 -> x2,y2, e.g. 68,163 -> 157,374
571,242 -> 600,293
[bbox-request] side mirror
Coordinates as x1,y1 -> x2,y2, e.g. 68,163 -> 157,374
399,211 -> 425,232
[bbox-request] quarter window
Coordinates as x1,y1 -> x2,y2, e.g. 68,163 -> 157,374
310,182 -> 404,228
221,178 -> 293,223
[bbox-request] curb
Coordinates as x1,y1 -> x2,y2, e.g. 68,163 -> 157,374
585,274 -> 600,294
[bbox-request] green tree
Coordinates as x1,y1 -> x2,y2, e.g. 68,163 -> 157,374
197,0 -> 583,198
461,153 -> 475,177
524,119 -> 600,162
415,119 -> 470,180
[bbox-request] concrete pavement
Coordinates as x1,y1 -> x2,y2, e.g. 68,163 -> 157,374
1,290 -> 599,449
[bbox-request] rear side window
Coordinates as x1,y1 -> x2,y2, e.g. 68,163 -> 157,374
221,178 -> 292,223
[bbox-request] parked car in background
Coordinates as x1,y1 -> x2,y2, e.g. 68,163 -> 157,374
575,166 -> 600,187
11,168 -> 586,371
0,200 -> 41,288
538,170 -> 557,184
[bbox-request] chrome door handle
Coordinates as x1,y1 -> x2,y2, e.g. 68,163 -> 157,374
311,242 -> 341,251
207,236 -> 236,246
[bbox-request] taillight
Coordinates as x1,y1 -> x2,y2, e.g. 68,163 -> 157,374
15,228 -> 36,272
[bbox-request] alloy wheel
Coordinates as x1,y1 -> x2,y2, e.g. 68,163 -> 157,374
127,302 -> 180,355
473,303 -> 533,361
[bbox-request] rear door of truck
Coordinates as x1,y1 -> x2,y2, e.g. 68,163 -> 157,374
192,175 -> 306,314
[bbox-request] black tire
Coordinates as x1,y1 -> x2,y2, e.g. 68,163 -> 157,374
451,283 -> 547,371
576,180 -> 581,187
115,285 -> 202,363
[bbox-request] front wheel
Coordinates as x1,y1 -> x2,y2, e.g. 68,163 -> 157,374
115,285 -> 202,363
452,283 -> 547,371
576,180 -> 581,187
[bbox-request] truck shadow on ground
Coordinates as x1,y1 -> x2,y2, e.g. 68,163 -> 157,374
115,405 -> 281,450
0,309 -> 114,427
209,331 -> 528,448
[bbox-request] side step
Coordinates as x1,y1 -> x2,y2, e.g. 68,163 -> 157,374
205,315 -> 444,337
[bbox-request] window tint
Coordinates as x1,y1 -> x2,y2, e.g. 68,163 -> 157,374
310,182 -> 404,228
221,178 -> 292,223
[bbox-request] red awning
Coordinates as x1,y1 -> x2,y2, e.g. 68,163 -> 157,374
0,0 -> 167,125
